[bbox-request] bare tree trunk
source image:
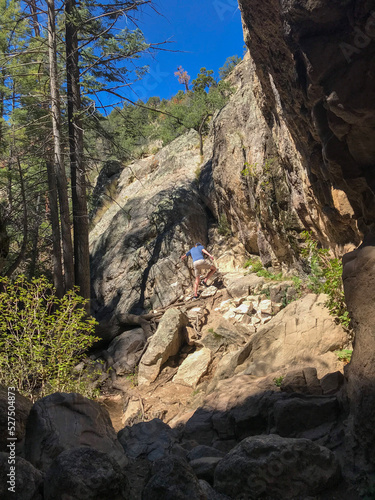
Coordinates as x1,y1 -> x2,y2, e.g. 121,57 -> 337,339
66,0 -> 90,304
28,192 -> 40,278
5,157 -> 28,276
47,0 -> 74,291
0,204 -> 9,274
28,0 -> 40,37
0,69 -> 4,153
46,161 -> 64,297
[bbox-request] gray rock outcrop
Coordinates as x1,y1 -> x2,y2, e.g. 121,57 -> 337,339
44,447 -> 129,500
238,0 -> 375,237
0,452 -> 43,500
24,392 -> 126,471
142,456 -> 207,500
0,386 -> 32,454
233,293 -> 347,378
90,130 -> 210,320
343,242 -> 375,472
199,52 -> 359,269
207,293 -> 346,393
214,434 -> 340,499
236,0 -> 375,476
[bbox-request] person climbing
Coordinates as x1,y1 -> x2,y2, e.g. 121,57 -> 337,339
181,242 -> 217,299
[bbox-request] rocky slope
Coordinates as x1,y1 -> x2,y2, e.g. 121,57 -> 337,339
0,270 -> 356,498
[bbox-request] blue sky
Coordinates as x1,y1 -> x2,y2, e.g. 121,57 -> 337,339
121,0 -> 244,104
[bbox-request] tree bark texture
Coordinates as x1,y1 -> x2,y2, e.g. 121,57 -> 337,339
46,161 -> 64,297
47,0 -> 74,291
65,0 -> 90,303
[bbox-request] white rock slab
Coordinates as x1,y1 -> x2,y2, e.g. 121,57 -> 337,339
234,303 -> 251,315
258,299 -> 273,314
173,348 -> 212,388
200,286 -> 217,298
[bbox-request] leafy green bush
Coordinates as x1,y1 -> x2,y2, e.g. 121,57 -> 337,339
241,162 -> 257,178
257,269 -> 283,280
334,349 -> 352,363
273,376 -> 284,387
243,258 -> 263,273
244,258 -> 284,280
301,231 -> 350,328
0,275 -> 99,401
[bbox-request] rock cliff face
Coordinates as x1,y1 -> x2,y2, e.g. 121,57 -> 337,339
238,0 -> 375,480
238,0 -> 375,235
90,130 -> 211,319
200,52 -> 359,268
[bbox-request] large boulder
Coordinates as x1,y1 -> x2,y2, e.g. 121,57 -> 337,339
223,273 -> 264,298
142,456 -> 206,500
105,327 -> 145,375
173,348 -> 212,388
201,322 -> 248,354
138,308 -> 188,385
280,367 -> 322,395
118,418 -> 183,462
0,386 -> 32,454
214,435 -> 340,499
273,395 -> 339,437
44,447 -> 129,500
24,392 -> 126,471
0,452 -> 43,500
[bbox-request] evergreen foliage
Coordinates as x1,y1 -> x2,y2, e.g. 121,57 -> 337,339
192,67 -> 216,92
104,74 -> 233,158
219,55 -> 242,79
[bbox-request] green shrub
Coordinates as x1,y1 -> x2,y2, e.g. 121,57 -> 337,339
0,275 -> 99,401
301,231 -> 350,328
291,276 -> 303,294
257,269 -> 283,280
274,376 -> 284,387
334,349 -> 352,363
219,55 -> 242,79
241,162 -> 257,178
244,258 -> 284,280
244,258 -> 263,273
